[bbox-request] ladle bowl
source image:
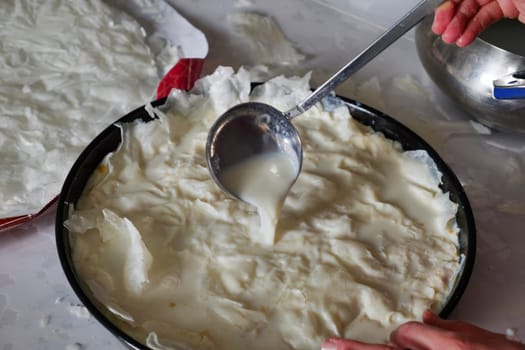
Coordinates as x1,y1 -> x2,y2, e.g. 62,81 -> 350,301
206,102 -> 303,200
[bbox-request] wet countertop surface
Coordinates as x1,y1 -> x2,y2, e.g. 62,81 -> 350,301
1,0 -> 524,348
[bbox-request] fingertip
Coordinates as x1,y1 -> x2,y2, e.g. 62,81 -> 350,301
455,38 -> 469,47
323,338 -> 395,350
422,309 -> 439,324
322,337 -> 359,350
456,32 -> 476,47
441,19 -> 465,44
441,31 -> 458,44
431,16 -> 444,35
422,309 -> 434,317
322,337 -> 340,350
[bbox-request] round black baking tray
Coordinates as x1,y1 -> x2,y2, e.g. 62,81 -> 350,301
55,96 -> 476,349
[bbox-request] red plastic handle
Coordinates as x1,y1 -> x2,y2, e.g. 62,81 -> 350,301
156,58 -> 204,99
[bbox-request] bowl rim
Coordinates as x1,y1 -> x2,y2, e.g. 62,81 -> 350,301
55,95 -> 476,349
418,15 -> 525,60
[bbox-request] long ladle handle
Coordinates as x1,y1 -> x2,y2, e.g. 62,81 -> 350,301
284,0 -> 442,119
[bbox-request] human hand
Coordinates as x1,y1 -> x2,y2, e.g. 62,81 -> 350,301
432,0 -> 525,47
321,310 -> 525,350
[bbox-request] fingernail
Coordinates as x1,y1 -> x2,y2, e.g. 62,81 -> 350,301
422,309 -> 442,325
423,309 -> 435,316
431,20 -> 440,34
456,36 -> 469,47
322,338 -> 340,350
436,1 -> 453,11
441,34 -> 455,44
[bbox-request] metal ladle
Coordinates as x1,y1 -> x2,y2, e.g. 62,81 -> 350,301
206,0 -> 442,200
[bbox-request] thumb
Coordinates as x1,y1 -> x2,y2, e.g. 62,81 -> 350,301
322,337 -> 394,350
422,310 -> 502,339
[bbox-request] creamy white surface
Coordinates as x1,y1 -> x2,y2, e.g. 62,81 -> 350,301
220,152 -> 298,246
228,12 -> 306,67
66,67 -> 460,350
0,0 -> 172,218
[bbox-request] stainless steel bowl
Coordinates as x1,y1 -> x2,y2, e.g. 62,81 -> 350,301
416,16 -> 525,132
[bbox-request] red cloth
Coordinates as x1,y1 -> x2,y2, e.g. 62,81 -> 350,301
0,195 -> 58,232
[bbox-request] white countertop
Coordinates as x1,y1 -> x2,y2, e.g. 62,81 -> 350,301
1,0 -> 524,349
